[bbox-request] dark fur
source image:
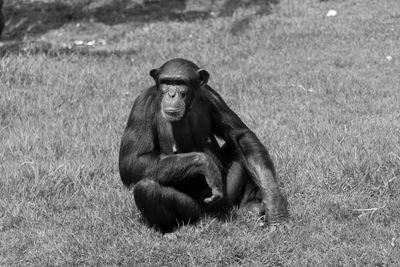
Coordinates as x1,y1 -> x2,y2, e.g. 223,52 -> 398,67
119,58 -> 289,230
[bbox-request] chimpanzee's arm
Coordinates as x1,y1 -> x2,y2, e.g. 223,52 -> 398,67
119,88 -> 160,187
204,86 -> 289,223
119,88 -> 222,202
151,152 -> 223,203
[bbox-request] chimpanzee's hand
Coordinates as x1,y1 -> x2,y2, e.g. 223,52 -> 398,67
204,187 -> 223,204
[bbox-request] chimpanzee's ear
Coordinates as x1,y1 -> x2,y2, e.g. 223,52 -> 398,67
149,68 -> 159,80
198,69 -> 209,86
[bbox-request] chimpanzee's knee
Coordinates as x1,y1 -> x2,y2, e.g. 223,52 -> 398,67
133,179 -> 177,229
133,179 -> 161,210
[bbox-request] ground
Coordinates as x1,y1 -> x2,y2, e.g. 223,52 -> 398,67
0,0 -> 399,265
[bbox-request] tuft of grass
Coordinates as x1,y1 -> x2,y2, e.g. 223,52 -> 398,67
1,0 -> 400,265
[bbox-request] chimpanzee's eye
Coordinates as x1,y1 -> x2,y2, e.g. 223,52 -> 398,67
180,92 -> 186,98
160,79 -> 186,86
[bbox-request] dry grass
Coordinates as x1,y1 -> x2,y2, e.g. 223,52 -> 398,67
1,0 -> 400,265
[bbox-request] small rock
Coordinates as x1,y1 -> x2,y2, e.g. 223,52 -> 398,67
86,40 -> 96,46
327,10 -> 337,17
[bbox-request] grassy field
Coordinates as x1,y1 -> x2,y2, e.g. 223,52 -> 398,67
1,0 -> 400,265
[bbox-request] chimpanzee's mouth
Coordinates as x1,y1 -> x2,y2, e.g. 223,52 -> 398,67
164,109 -> 181,115
163,108 -> 184,121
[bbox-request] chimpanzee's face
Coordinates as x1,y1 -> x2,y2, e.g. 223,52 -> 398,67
150,59 -> 209,121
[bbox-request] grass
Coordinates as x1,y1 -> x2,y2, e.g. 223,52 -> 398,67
1,0 -> 400,265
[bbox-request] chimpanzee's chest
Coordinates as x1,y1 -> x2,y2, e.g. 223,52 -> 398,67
156,110 -> 212,154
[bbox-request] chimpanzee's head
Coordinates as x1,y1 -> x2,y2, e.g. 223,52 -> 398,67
150,58 -> 209,121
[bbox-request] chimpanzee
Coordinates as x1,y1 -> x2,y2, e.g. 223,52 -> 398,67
119,58 -> 289,230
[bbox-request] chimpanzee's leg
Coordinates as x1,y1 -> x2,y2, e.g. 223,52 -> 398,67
220,146 -> 267,214
216,144 -> 249,207
220,144 -> 289,224
133,179 -> 202,229
224,161 -> 249,206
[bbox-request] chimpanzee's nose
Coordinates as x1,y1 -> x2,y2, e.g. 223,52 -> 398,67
168,91 -> 176,98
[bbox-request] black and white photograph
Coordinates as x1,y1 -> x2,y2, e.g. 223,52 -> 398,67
0,0 -> 399,265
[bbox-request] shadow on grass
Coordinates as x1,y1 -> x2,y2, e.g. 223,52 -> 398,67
0,40 -> 138,59
220,0 -> 279,16
142,210 -> 238,234
0,0 -> 279,57
2,0 -> 202,41
2,0 -> 279,40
